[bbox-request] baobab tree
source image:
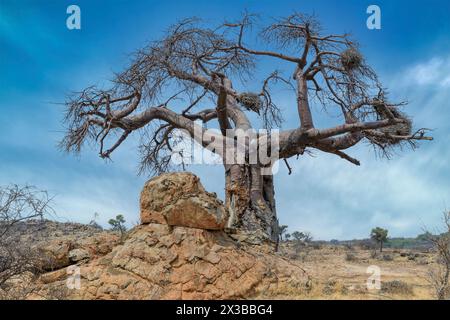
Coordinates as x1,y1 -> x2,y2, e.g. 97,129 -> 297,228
60,13 -> 431,243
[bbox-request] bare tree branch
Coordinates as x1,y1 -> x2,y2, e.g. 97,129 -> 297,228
60,12 -> 432,175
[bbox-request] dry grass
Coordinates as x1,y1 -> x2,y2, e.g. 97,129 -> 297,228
381,280 -> 413,295
277,244 -> 436,300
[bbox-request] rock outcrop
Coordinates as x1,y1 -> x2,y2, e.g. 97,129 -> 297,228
140,172 -> 228,230
33,223 -> 310,299
5,173 -> 310,300
0,220 -> 120,271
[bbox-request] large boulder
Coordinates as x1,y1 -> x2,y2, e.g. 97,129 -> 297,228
140,172 -> 228,230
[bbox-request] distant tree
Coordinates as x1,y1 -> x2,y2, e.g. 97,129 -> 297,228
416,231 -> 433,242
89,212 -> 103,230
285,233 -> 291,241
291,231 -> 301,241
370,227 -> 388,252
279,225 -> 288,241
291,231 -> 312,252
292,231 -> 312,243
108,214 -> 127,240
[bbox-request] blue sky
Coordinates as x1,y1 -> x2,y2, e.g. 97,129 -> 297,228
1,0 -> 449,239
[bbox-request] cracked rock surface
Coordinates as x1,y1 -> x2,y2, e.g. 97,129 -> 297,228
34,223 -> 310,300
140,172 -> 228,230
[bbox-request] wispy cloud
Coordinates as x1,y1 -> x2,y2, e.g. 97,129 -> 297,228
276,54 -> 450,240
400,56 -> 450,88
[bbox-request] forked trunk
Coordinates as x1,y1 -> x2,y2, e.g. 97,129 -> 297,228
224,163 -> 279,244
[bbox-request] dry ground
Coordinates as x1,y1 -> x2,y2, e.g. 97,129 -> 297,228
1,220 -> 440,300
275,244 -> 436,300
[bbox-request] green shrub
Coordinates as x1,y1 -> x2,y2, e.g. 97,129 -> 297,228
108,214 -> 127,240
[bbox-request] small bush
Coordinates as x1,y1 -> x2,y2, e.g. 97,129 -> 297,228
382,254 -> 393,261
340,285 -> 349,295
345,252 -> 357,262
381,280 -> 413,295
322,279 -> 337,295
407,252 -> 418,261
296,251 -> 310,262
359,239 -> 377,250
416,257 -> 429,265
343,242 -> 354,250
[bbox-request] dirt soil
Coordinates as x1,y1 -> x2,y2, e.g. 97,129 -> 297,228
276,243 -> 435,300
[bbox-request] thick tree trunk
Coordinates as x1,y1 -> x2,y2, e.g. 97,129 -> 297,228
224,164 -> 279,244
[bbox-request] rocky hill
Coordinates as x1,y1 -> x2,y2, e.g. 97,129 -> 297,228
1,172 -> 310,300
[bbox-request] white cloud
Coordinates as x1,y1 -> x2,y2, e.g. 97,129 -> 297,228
274,143 -> 449,240
273,54 -> 450,240
400,56 -> 450,88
